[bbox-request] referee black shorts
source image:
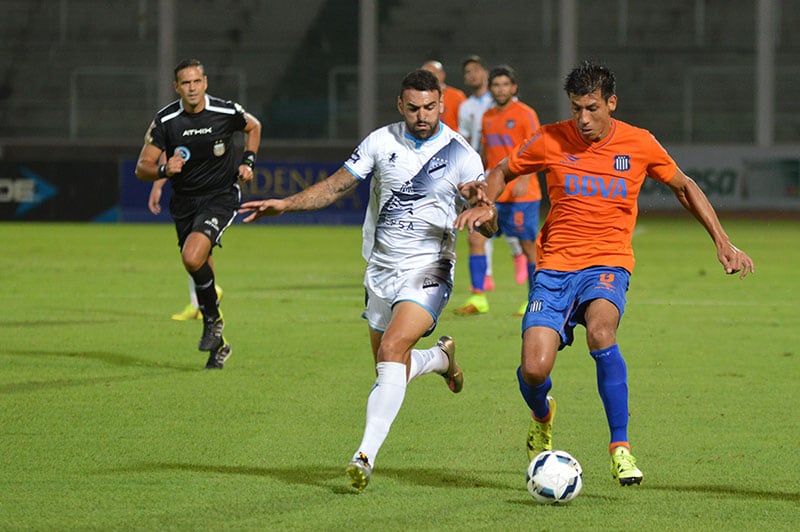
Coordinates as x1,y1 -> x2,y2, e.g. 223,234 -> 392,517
170,185 -> 241,249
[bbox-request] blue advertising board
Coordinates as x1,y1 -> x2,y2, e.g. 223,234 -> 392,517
119,159 -> 369,225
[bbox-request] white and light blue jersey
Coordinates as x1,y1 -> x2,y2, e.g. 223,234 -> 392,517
457,90 -> 494,152
344,121 -> 484,271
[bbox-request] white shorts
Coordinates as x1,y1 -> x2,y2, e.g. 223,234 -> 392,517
362,259 -> 454,335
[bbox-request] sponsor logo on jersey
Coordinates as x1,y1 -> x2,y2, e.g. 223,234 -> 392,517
182,127 -> 212,136
565,173 -> 628,199
516,131 -> 541,156
174,146 -> 191,162
213,140 -> 225,157
348,147 -> 361,164
614,155 -> 630,172
485,133 -> 515,148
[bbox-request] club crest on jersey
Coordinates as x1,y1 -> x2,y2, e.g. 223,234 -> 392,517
174,146 -> 191,161
505,119 -> 516,129
614,154 -> 630,171
213,140 -> 226,157
426,156 -> 447,177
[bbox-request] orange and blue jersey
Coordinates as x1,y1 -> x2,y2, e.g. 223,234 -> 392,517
482,100 -> 541,203
507,118 -> 677,273
441,86 -> 467,131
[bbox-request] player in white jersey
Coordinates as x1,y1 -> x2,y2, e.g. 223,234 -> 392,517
458,56 -> 494,152
240,69 -> 496,492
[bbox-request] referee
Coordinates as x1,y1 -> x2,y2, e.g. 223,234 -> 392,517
136,58 -> 261,369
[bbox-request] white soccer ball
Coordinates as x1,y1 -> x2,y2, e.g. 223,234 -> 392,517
526,450 -> 583,504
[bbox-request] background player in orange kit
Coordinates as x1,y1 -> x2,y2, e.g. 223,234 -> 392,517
456,60 -> 754,486
455,65 -> 541,316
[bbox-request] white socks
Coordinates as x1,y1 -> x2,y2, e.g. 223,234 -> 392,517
408,345 -> 448,382
485,237 -> 494,275
353,361 -> 407,466
505,235 -> 523,257
188,275 -> 199,308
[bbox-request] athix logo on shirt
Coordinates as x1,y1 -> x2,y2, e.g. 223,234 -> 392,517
565,174 -> 628,199
614,155 -> 631,172
183,127 -> 213,136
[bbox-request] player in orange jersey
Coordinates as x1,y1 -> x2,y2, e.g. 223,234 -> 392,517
421,60 -> 466,131
456,61 -> 754,486
454,65 -> 541,316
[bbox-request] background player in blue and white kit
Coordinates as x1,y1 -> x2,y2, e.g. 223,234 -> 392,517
456,55 -> 527,307
240,69 -> 494,492
136,58 -> 261,369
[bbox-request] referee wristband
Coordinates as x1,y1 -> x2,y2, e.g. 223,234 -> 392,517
242,150 -> 256,169
157,164 -> 167,178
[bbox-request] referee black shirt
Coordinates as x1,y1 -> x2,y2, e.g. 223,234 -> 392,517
145,94 -> 249,196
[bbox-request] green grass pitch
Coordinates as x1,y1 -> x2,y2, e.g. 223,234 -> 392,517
1,217 -> 798,530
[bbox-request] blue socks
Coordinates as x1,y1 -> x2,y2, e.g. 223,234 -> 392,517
468,255 -> 487,291
590,344 -> 629,444
517,366 -> 552,420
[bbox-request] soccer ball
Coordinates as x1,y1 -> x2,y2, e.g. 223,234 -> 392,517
526,450 -> 583,504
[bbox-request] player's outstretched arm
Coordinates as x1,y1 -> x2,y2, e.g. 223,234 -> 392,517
668,169 -> 755,279
239,198 -> 291,222
239,166 -> 359,223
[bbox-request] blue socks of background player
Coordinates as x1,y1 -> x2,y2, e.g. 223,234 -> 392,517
590,344 -> 629,444
517,366 -> 552,420
468,255 -> 487,291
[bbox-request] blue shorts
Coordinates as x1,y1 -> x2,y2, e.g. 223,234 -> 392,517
521,266 -> 630,349
496,201 -> 540,241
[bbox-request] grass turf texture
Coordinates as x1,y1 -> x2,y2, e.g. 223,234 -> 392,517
1,218 -> 798,530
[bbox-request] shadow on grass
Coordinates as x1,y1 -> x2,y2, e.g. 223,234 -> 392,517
241,282 -> 361,293
0,319 -> 116,327
645,484 -> 800,503
118,462 -> 520,494
112,462 -> 800,503
0,349 -> 199,393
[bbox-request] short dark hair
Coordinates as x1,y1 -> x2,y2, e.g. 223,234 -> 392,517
174,58 -> 205,79
489,64 -> 518,85
461,54 -> 484,70
400,69 -> 441,96
563,60 -> 615,100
